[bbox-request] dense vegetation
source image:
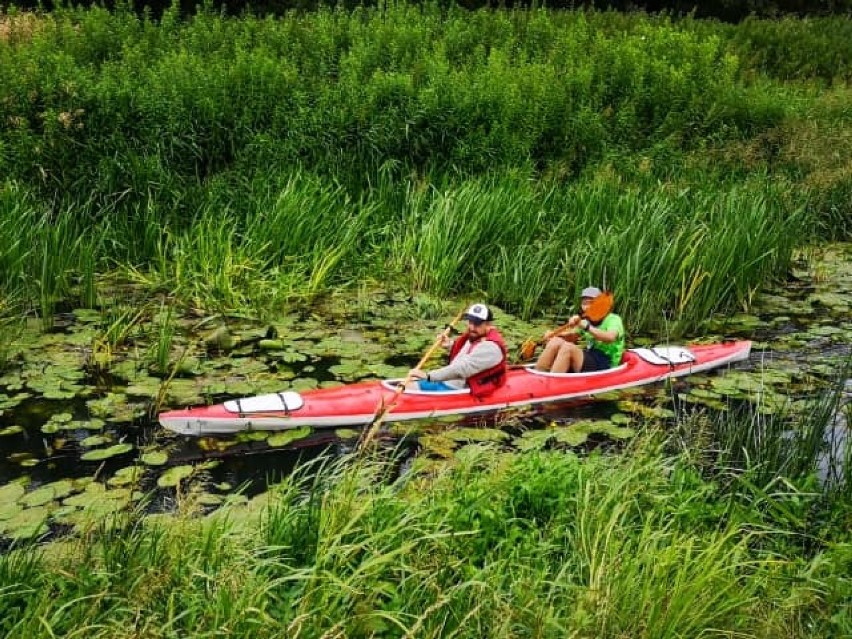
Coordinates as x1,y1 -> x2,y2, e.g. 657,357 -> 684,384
1,5 -> 850,333
0,6 -> 850,637
1,375 -> 850,638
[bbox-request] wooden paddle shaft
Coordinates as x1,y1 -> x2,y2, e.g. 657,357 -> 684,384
359,307 -> 467,449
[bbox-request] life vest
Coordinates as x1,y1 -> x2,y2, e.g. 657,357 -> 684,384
448,328 -> 508,398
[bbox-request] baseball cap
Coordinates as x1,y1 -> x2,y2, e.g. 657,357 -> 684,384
464,303 -> 493,323
581,286 -> 603,299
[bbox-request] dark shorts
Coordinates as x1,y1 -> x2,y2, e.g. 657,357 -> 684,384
581,348 -> 611,372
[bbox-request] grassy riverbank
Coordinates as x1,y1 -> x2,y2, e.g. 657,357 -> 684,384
1,5 -> 851,333
2,378 -> 850,638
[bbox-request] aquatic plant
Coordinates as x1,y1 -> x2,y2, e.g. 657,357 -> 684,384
1,442 -> 849,637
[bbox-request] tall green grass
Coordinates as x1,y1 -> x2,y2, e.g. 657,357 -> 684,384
0,5 -> 848,327
2,423 -> 849,638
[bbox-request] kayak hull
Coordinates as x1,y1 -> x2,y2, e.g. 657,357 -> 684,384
159,341 -> 751,436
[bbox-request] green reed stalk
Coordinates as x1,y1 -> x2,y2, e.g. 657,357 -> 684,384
148,303 -> 175,376
2,441 -> 848,638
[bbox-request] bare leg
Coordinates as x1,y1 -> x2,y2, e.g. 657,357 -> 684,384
537,338 -> 585,373
535,338 -> 565,370
551,342 -> 584,373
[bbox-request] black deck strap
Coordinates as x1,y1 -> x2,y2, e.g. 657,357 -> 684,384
277,392 -> 291,415
235,398 -> 244,417
651,347 -> 676,370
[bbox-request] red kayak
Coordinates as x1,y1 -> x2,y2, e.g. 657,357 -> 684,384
159,341 -> 751,436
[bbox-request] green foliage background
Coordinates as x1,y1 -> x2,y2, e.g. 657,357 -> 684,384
0,4 -> 850,330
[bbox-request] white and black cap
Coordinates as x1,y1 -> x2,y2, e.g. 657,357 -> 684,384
464,303 -> 493,324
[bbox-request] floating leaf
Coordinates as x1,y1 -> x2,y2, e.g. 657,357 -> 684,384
514,429 -> 555,452
20,480 -> 74,507
81,443 -> 134,461
335,429 -> 360,440
0,501 -> 23,521
0,505 -> 50,540
0,425 -> 23,436
0,481 -> 27,505
419,434 -> 457,459
157,465 -> 195,488
80,435 -> 111,447
267,427 -> 312,447
141,451 -> 169,466
108,466 -> 144,487
444,428 -> 510,443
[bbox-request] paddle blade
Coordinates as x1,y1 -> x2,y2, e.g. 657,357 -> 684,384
519,339 -> 538,361
585,291 -> 614,323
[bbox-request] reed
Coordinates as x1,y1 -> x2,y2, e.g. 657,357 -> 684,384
3,435 -> 849,638
0,6 -> 847,323
147,303 -> 175,375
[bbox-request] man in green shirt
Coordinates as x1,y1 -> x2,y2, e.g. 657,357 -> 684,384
535,287 -> 625,373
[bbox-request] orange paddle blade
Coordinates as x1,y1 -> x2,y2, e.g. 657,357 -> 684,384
584,291 -> 614,323
519,339 -> 538,361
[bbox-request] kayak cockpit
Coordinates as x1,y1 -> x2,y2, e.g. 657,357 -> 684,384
522,361 -> 630,378
380,380 -> 471,395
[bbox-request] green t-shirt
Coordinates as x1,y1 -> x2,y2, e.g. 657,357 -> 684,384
581,313 -> 625,367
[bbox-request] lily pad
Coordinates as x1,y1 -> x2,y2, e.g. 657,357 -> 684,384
80,435 -> 111,447
157,465 -> 195,488
335,429 -> 360,440
419,434 -> 457,459
0,501 -> 23,520
0,505 -> 50,540
141,450 -> 169,466
19,480 -> 75,509
108,466 -> 144,487
81,443 -> 134,461
0,481 -> 27,505
514,429 -> 556,452
444,428 -> 510,443
267,427 -> 312,447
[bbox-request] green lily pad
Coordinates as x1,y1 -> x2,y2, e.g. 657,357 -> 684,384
195,493 -> 224,506
596,423 -> 636,439
141,450 -> 169,466
81,443 -> 134,461
687,388 -> 723,400
108,466 -> 144,487
335,428 -> 360,440
72,308 -> 102,323
419,434 -> 457,459
0,481 -> 27,505
157,465 -> 195,488
23,480 -> 75,507
552,426 -> 590,447
0,501 -> 23,520
267,427 -> 312,447
445,428 -> 510,443
80,435 -> 111,447
125,377 -> 163,399
0,505 -> 50,540
514,429 -> 555,452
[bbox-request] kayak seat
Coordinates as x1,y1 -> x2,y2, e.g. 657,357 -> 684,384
381,380 -> 471,394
